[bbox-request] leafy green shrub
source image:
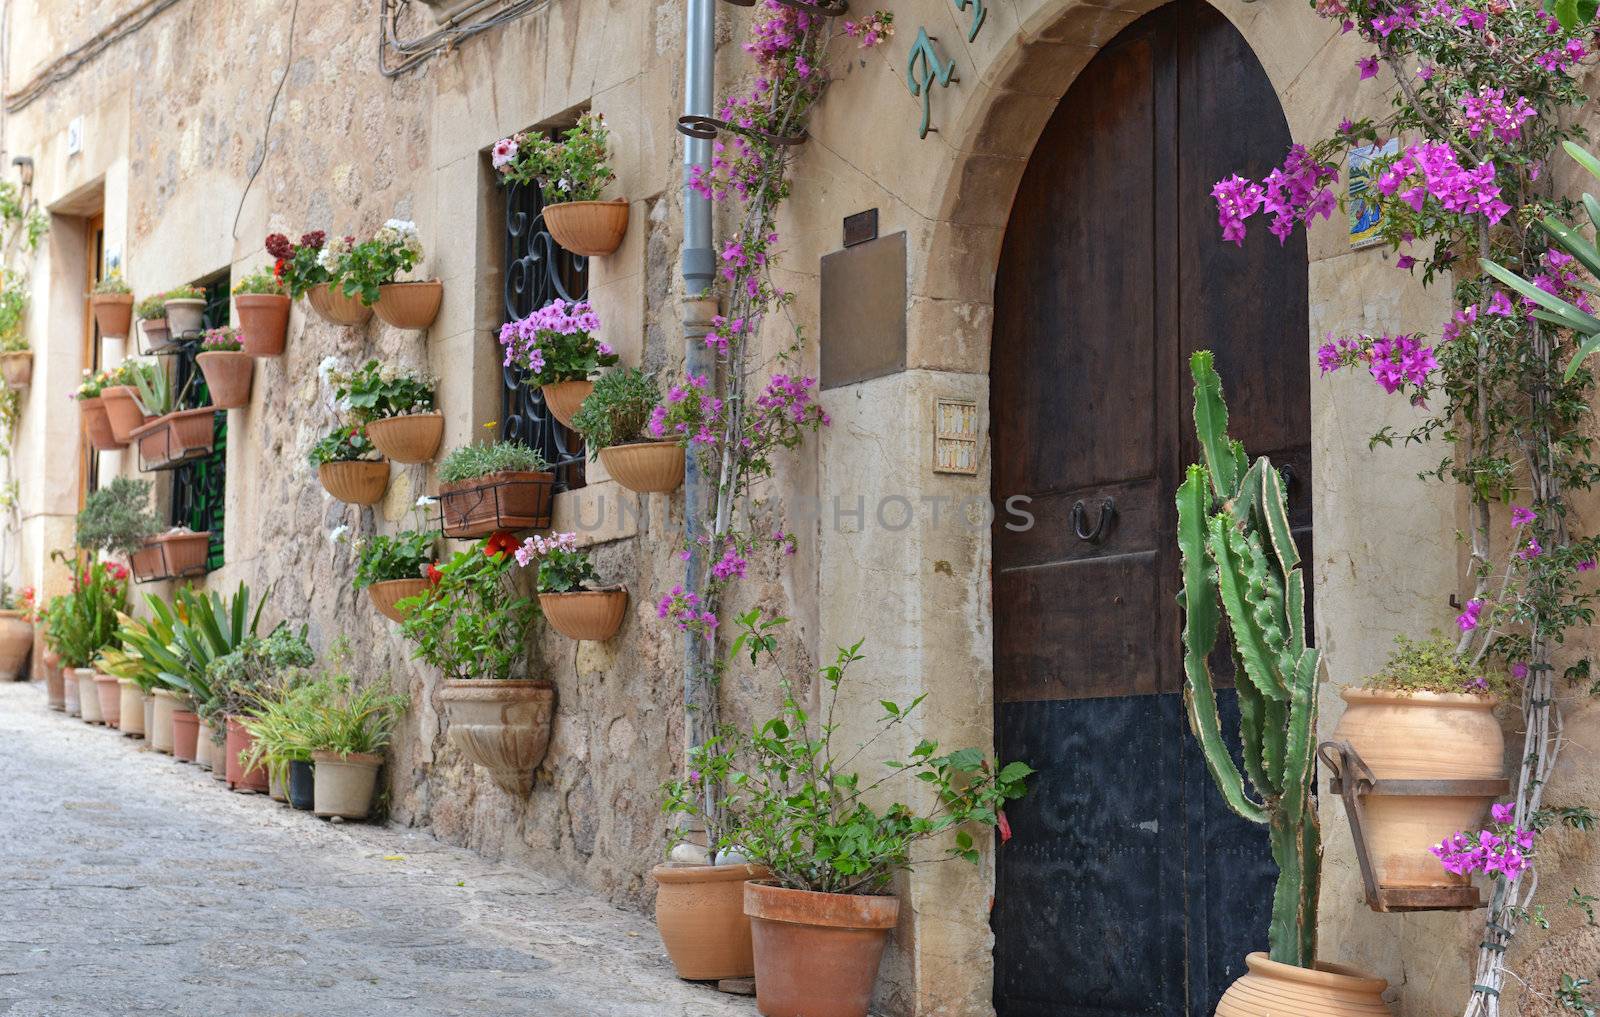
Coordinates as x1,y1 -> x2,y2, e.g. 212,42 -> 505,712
1366,634 -> 1513,698
308,424 -> 381,466
571,367 -> 658,457
202,626 -> 315,735
492,112 -> 616,202
353,529 -> 436,589
330,359 -> 435,422
336,220 -> 423,305
75,476 -> 161,555
437,441 -> 547,484
49,556 -> 130,668
398,539 -> 537,681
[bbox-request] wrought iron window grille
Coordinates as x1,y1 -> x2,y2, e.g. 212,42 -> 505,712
165,279 -> 229,572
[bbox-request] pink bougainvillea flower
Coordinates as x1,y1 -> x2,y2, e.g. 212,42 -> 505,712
1457,598 -> 1484,631
1511,505 -> 1537,527
1358,55 -> 1380,79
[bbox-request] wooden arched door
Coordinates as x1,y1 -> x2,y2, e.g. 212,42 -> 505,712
989,1 -> 1312,1014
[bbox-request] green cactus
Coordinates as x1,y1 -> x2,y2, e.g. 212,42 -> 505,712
1177,350 -> 1321,968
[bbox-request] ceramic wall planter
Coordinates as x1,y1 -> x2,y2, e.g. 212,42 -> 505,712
93,673 -> 121,728
318,460 -> 390,505
117,679 -> 145,737
541,380 -> 592,429
539,589 -> 627,642
101,386 -> 152,444
1214,953 -> 1390,1016
744,881 -> 899,1017
234,293 -> 290,356
312,751 -> 382,819
0,611 -> 31,680
74,669 -> 103,724
373,280 -> 443,329
288,759 -> 315,810
368,578 -> 430,623
543,199 -> 630,257
225,716 -> 270,793
139,317 -> 172,352
171,708 -> 200,762
438,679 -> 556,795
653,863 -> 768,981
129,408 -> 217,470
305,283 -> 373,326
163,298 -> 206,337
367,413 -> 443,464
90,292 -> 135,339
150,689 -> 177,752
0,350 -> 32,389
598,441 -> 684,494
196,351 -> 253,408
44,650 -> 65,710
64,665 -> 81,716
1331,688 -> 1505,892
80,397 -> 122,452
439,470 -> 554,537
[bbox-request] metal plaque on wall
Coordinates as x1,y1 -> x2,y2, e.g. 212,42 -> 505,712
820,231 -> 907,389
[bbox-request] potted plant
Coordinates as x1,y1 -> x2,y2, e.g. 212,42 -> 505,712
1176,352 -> 1390,1012
661,613 -> 1032,1007
207,627 -> 315,794
89,270 -> 135,339
436,441 -> 552,536
135,292 -> 172,351
575,367 -> 682,492
354,528 -> 436,622
331,359 -> 441,463
231,266 -> 290,357
128,390 -> 218,472
493,112 -> 627,257
94,643 -> 157,740
74,369 -> 122,451
0,273 -> 31,389
41,594 -> 68,711
271,230 -> 369,327
51,556 -> 130,729
161,284 -> 206,337
339,219 -> 442,330
0,583 -> 32,681
298,656 -> 407,820
398,535 -> 549,794
310,423 -> 389,505
516,531 -> 626,641
195,327 -> 252,408
74,475 -> 165,580
100,361 -> 155,444
240,680 -> 321,810
497,298 -> 617,428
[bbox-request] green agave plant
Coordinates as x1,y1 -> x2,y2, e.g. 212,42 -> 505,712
117,583 -> 267,707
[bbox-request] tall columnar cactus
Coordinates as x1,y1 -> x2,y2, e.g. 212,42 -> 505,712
1177,350 -> 1322,968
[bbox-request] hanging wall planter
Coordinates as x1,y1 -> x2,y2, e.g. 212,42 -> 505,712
0,610 -> 31,681
438,679 -> 556,795
744,881 -> 899,1017
306,283 -> 373,326
539,588 -> 627,642
373,280 -> 443,330
0,350 -> 32,389
368,578 -> 430,623
367,413 -> 444,464
235,293 -> 291,357
101,386 -> 151,445
139,317 -> 173,353
129,408 -> 217,471
541,380 -> 592,430
312,751 -> 382,819
1214,953 -> 1390,1017
439,470 -> 554,536
196,351 -> 253,409
80,397 -> 123,452
543,199 -> 630,257
318,460 -> 390,505
91,292 -> 135,339
599,441 -> 684,494
653,862 -> 768,981
129,530 -> 211,581
163,297 -> 206,337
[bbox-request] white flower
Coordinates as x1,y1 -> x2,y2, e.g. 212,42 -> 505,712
384,218 -> 417,237
316,246 -> 339,271
317,356 -> 342,384
415,495 -> 437,507
328,524 -> 349,545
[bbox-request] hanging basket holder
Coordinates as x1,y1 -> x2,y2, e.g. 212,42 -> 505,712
436,472 -> 555,538
675,114 -> 809,147
134,410 -> 217,472
1318,740 -> 1508,913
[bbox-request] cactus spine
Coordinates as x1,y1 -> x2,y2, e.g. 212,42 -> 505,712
1177,350 -> 1321,968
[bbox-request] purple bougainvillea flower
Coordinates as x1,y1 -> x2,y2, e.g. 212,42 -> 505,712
1511,505 -> 1537,527
1358,55 -> 1380,79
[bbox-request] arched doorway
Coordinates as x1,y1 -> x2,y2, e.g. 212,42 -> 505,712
989,0 -> 1312,1013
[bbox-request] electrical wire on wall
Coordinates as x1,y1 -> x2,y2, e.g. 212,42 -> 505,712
379,0 -> 556,78
4,0 -> 185,113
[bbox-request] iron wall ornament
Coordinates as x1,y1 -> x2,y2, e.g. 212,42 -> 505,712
675,114 -> 809,147
906,29 -> 959,139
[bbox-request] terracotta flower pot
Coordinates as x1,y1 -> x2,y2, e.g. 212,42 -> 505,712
150,689 -> 177,752
130,541 -> 165,581
744,881 -> 899,1017
373,280 -> 443,329
44,651 -> 65,710
234,293 -> 291,356
539,589 -> 627,641
439,470 -> 554,536
318,460 -> 389,505
117,679 -> 145,737
75,669 -> 103,724
368,578 -> 430,623
1332,687 -> 1505,891
155,530 -> 211,577
653,863 -> 769,981
130,408 -> 217,469
438,679 -> 556,795
599,441 -> 684,494
541,380 -> 592,429
0,611 -> 31,680
225,716 -> 270,793
171,709 -> 200,762
64,665 -> 81,716
80,397 -> 122,452
305,283 -> 373,326
139,317 -> 172,351
90,292 -> 135,339
196,351 -> 253,409
101,386 -> 152,444
543,199 -> 630,257
0,350 -> 32,389
1214,952 -> 1390,1016
367,413 -> 443,464
288,759 -> 315,810
163,297 -> 205,337
312,750 -> 382,819
93,673 -> 121,728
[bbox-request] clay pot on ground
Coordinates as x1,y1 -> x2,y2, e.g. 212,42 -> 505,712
139,317 -> 172,351
312,751 -> 382,819
64,666 -> 81,716
93,673 -> 121,728
744,881 -> 899,1017
196,350 -> 253,408
150,689 -> 177,753
318,460 -> 389,505
539,589 -> 626,642
288,759 -> 315,810
225,716 -> 269,793
367,413 -> 443,464
44,651 -> 65,710
130,408 -> 218,470
598,441 -> 684,494
541,380 -> 592,429
1213,952 -> 1390,1016
368,578 -> 430,623
438,679 -> 556,795
0,610 -> 31,680
373,280 -> 443,329
195,723 -> 213,771
0,350 -> 32,389
80,397 -> 122,452
101,386 -> 152,444
305,283 -> 373,326
234,293 -> 290,356
439,470 -> 554,536
142,693 -> 155,742
543,199 -> 630,257
653,863 -> 768,981
163,297 -> 205,337
171,709 -> 200,762
1331,688 -> 1505,891
75,669 -> 103,724
268,769 -> 288,803
117,679 -> 145,737
90,292 -> 134,339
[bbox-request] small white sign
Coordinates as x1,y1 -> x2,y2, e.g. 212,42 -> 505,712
66,117 -> 83,156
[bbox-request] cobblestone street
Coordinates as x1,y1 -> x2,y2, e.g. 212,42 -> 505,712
0,682 -> 752,1017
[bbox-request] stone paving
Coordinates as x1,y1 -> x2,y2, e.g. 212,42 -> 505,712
0,681 -> 754,1017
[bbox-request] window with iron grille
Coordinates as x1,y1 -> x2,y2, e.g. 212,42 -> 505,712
166,275 -> 229,571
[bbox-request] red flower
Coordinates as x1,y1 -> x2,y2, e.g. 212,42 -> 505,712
426,563 -> 443,586
265,232 -> 292,259
484,531 -> 518,559
299,230 -> 326,250
997,810 -> 1012,845
103,562 -> 129,581
272,258 -> 286,280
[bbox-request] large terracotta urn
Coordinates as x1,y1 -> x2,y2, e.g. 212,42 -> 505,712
438,679 -> 556,795
0,610 -> 32,680
1214,952 -> 1390,1016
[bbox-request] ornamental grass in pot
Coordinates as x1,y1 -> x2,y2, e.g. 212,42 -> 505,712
135,292 -> 172,351
398,535 -> 550,795
493,113 -> 628,257
311,424 -> 389,505
338,219 -> 442,330
231,267 -> 290,357
298,658 -> 407,820
206,627 -> 315,794
331,359 -> 441,464
660,613 -> 1033,1011
353,526 -> 436,622
518,531 -> 626,641
575,367 -> 682,493
497,297 -> 617,428
436,441 -> 552,536
195,328 -> 253,408
161,284 -> 206,338
90,271 -> 134,339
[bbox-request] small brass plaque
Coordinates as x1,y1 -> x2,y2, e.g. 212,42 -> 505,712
820,231 -> 907,390
934,398 -> 980,475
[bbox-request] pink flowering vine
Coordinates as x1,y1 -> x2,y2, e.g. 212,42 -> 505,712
1431,803 -> 1536,882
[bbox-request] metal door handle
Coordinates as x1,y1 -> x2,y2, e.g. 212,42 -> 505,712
1071,497 -> 1115,543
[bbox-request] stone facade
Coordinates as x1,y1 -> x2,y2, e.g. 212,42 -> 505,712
8,0 -> 1600,1015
